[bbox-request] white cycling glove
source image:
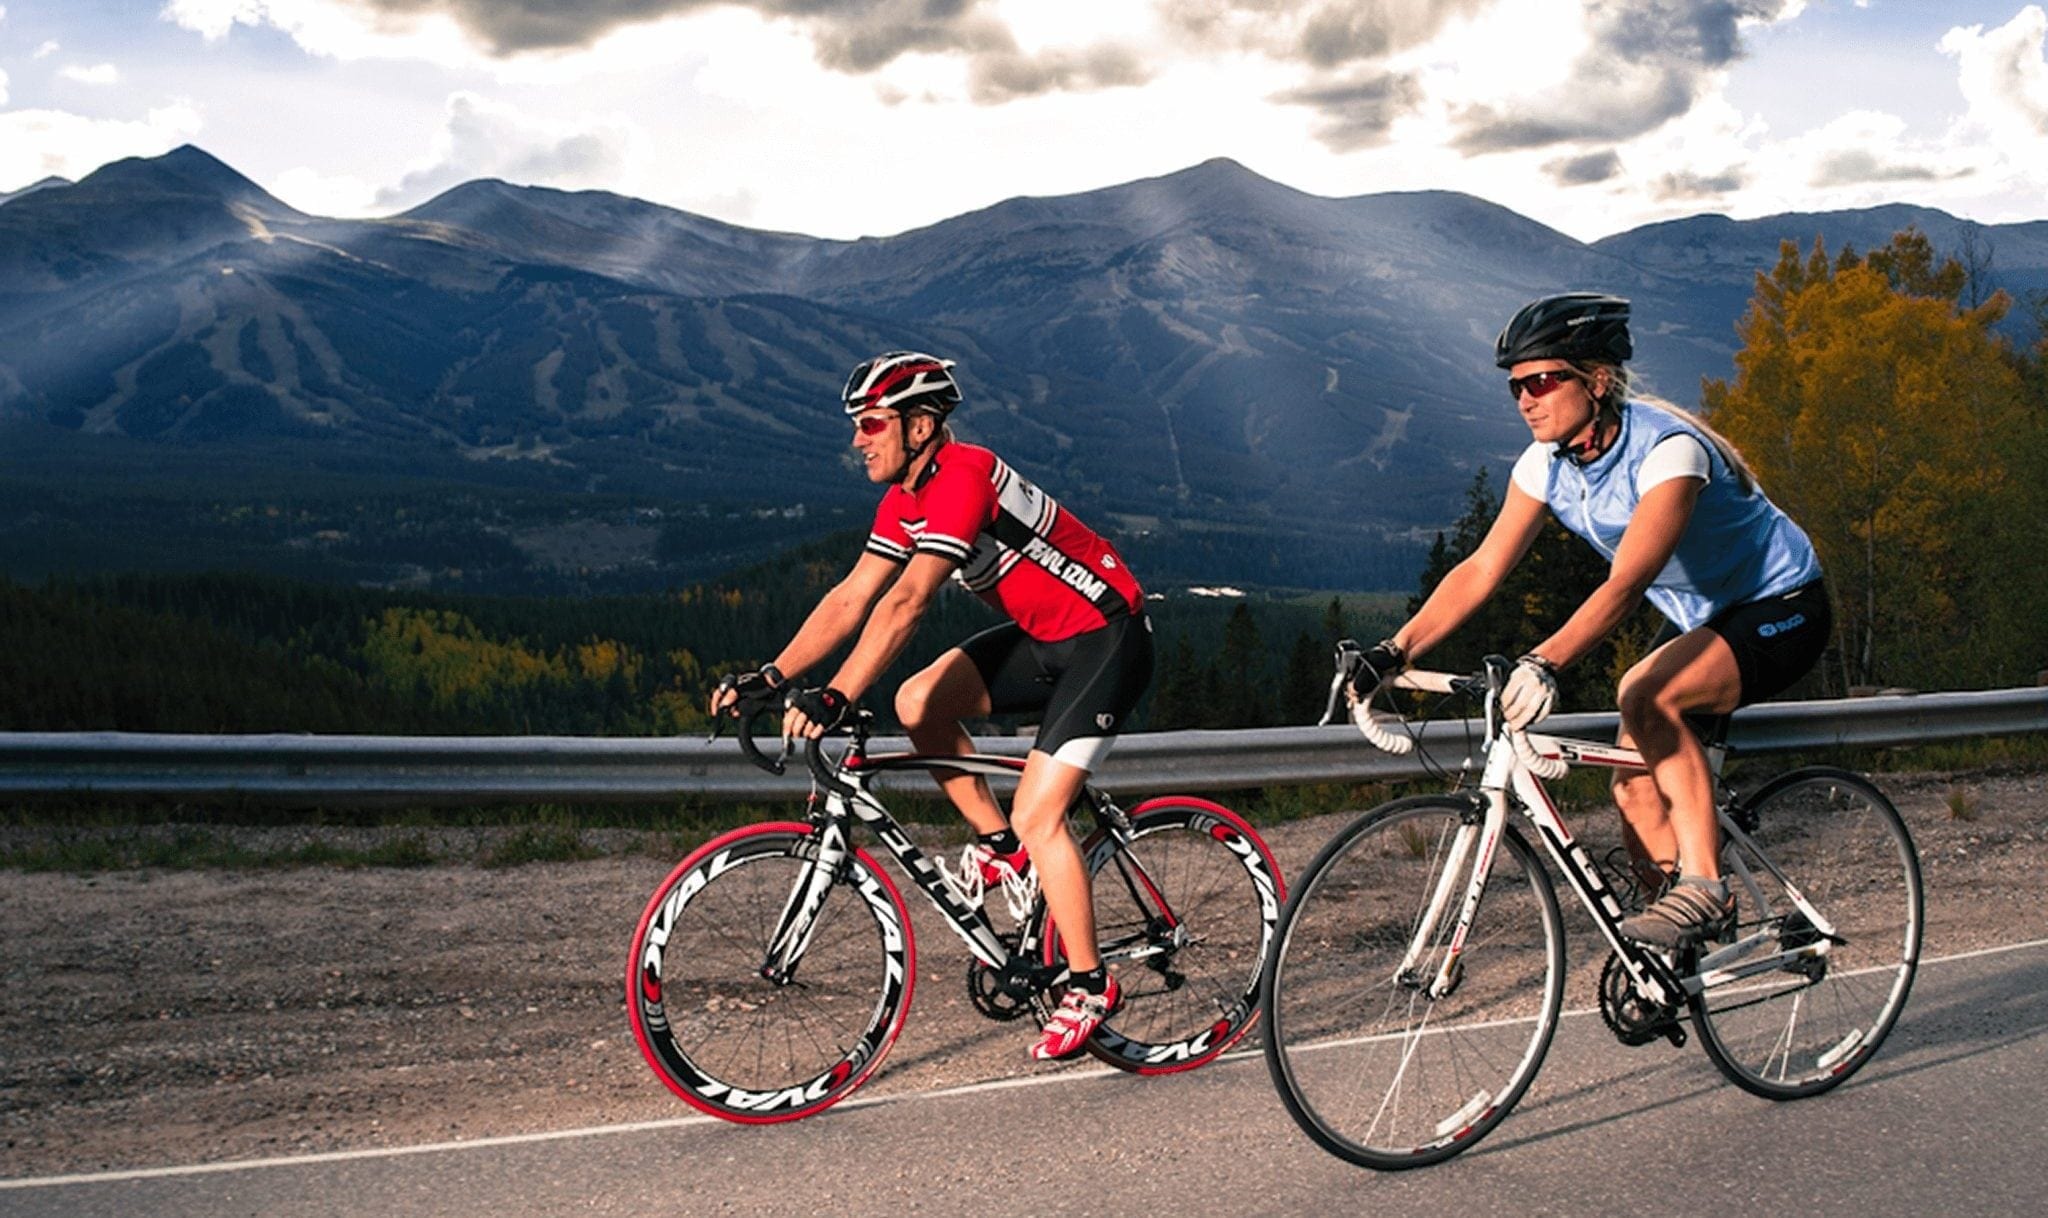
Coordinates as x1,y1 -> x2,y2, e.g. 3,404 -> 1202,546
1501,654 -> 1558,731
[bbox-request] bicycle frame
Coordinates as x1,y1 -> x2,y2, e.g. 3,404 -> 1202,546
757,726 -> 1152,997
1386,670 -> 1844,1013
766,751 -> 1032,979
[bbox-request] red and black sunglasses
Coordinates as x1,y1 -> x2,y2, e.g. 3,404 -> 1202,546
1507,369 -> 1582,401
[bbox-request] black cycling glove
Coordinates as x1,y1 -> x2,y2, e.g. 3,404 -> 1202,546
1344,638 -> 1408,702
784,685 -> 852,733
714,664 -> 785,712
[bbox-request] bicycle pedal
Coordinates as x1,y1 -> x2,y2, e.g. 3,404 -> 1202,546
1661,1021 -> 1688,1049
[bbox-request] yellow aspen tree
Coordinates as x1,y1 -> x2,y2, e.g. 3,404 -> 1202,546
1704,232 -> 2024,689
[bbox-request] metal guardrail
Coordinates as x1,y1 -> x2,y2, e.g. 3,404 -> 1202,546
1,687 -> 2043,806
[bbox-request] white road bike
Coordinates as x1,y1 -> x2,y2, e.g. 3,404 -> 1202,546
1260,650 -> 1923,1169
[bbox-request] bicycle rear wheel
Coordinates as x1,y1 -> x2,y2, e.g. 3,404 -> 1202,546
1262,795 -> 1564,1169
627,821 -> 915,1123
1691,768 -> 1922,1099
1059,798 -> 1283,1073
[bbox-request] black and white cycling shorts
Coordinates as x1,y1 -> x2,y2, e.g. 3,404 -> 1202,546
1654,579 -> 1831,706
956,615 -> 1154,773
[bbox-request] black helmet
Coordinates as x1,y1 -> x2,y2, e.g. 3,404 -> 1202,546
842,352 -> 962,417
1494,293 -> 1632,368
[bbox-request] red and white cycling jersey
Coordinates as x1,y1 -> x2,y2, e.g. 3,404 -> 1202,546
865,443 -> 1144,643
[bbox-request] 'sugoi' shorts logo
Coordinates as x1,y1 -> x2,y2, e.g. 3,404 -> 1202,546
1758,612 -> 1807,639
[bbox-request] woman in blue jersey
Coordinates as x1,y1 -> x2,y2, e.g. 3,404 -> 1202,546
1351,293 -> 1831,947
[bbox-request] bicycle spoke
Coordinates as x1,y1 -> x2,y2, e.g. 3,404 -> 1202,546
1263,796 -> 1563,1169
629,824 -> 914,1122
1071,802 -> 1282,1074
1690,770 -> 1921,1099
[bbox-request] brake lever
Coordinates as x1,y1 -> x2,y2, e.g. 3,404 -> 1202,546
1321,639 -> 1365,727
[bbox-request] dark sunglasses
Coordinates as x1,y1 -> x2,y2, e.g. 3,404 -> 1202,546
852,413 -> 896,436
1508,369 -> 1581,401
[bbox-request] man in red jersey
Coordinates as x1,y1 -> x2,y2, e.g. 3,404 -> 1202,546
710,351 -> 1152,1061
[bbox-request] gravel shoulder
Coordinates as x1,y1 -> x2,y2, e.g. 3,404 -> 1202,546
4,768 -> 2045,1180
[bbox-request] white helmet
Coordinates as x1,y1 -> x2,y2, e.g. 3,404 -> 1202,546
841,352 -> 962,418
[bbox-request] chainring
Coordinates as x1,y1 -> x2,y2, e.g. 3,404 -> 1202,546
966,956 -> 1039,1022
965,932 -> 1055,1023
1598,951 -> 1685,1047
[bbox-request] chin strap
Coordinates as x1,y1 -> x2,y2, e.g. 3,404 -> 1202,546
1555,409 -> 1619,466
896,416 -> 946,489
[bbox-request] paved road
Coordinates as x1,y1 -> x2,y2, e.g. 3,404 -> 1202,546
6,942 -> 2044,1218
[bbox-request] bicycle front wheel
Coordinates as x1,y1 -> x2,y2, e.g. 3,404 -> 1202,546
1692,768 -> 1922,1100
1262,795 -> 1564,1169
1063,798 -> 1284,1074
627,821 -> 915,1123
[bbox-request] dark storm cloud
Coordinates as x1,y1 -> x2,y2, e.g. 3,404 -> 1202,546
356,0 -> 711,54
969,45 -> 1154,103
1652,166 -> 1747,199
1809,149 -> 1964,188
1274,70 -> 1425,150
1450,69 -> 1694,153
1546,149 -> 1622,185
1294,0 -> 1493,68
1161,1 -> 1489,67
348,0 -> 1151,101
1450,0 -> 1795,154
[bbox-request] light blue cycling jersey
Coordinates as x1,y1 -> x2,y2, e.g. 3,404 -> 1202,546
1524,399 -> 1822,633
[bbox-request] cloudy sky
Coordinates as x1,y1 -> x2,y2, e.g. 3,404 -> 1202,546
0,1 -> 2044,242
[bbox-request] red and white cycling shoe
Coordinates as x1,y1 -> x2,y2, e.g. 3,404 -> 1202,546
1030,974 -> 1121,1061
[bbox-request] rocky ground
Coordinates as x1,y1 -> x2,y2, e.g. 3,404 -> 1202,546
3,768 -> 2044,1180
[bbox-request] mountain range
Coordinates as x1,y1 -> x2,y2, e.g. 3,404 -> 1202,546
2,146 -> 2042,591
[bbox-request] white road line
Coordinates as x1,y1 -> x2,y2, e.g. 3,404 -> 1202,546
6,935 -> 2045,1192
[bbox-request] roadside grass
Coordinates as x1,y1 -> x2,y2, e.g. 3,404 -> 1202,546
6,733 -> 2044,872
2,826 -> 440,872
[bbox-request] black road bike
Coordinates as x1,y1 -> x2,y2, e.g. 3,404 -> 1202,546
629,695 -> 1285,1123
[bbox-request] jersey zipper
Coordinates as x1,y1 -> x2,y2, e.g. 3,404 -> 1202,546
1576,478 -> 1617,562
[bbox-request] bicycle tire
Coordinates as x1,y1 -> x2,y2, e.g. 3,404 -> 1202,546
1262,794 -> 1565,1169
1690,767 -> 1922,1100
1054,798 -> 1284,1074
627,821 -> 916,1123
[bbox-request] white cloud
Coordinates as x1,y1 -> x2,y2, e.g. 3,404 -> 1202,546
1940,5 -> 2048,143
162,0 -> 484,67
59,63 -> 123,86
372,90 -> 634,209
33,40 -> 59,59
0,68 -> 8,108
0,103 -> 204,190
131,0 -> 2048,244
269,164 -> 381,216
1785,110 -> 1972,191
161,0 -> 1156,103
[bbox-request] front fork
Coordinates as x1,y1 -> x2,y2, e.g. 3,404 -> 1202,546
1395,794 -> 1499,1000
759,802 -> 854,985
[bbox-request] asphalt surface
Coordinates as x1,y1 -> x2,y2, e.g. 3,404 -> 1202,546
5,941 -> 2044,1218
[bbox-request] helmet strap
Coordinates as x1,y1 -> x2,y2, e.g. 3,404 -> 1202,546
897,413 -> 946,489
1556,406 -> 1620,466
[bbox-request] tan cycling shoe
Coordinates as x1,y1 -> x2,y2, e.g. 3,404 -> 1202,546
1618,882 -> 1735,949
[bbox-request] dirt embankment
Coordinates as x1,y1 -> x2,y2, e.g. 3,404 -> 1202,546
3,769 -> 2044,1180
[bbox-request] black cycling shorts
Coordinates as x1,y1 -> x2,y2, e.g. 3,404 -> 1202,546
957,615 -> 1154,772
1652,579 -> 1831,707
